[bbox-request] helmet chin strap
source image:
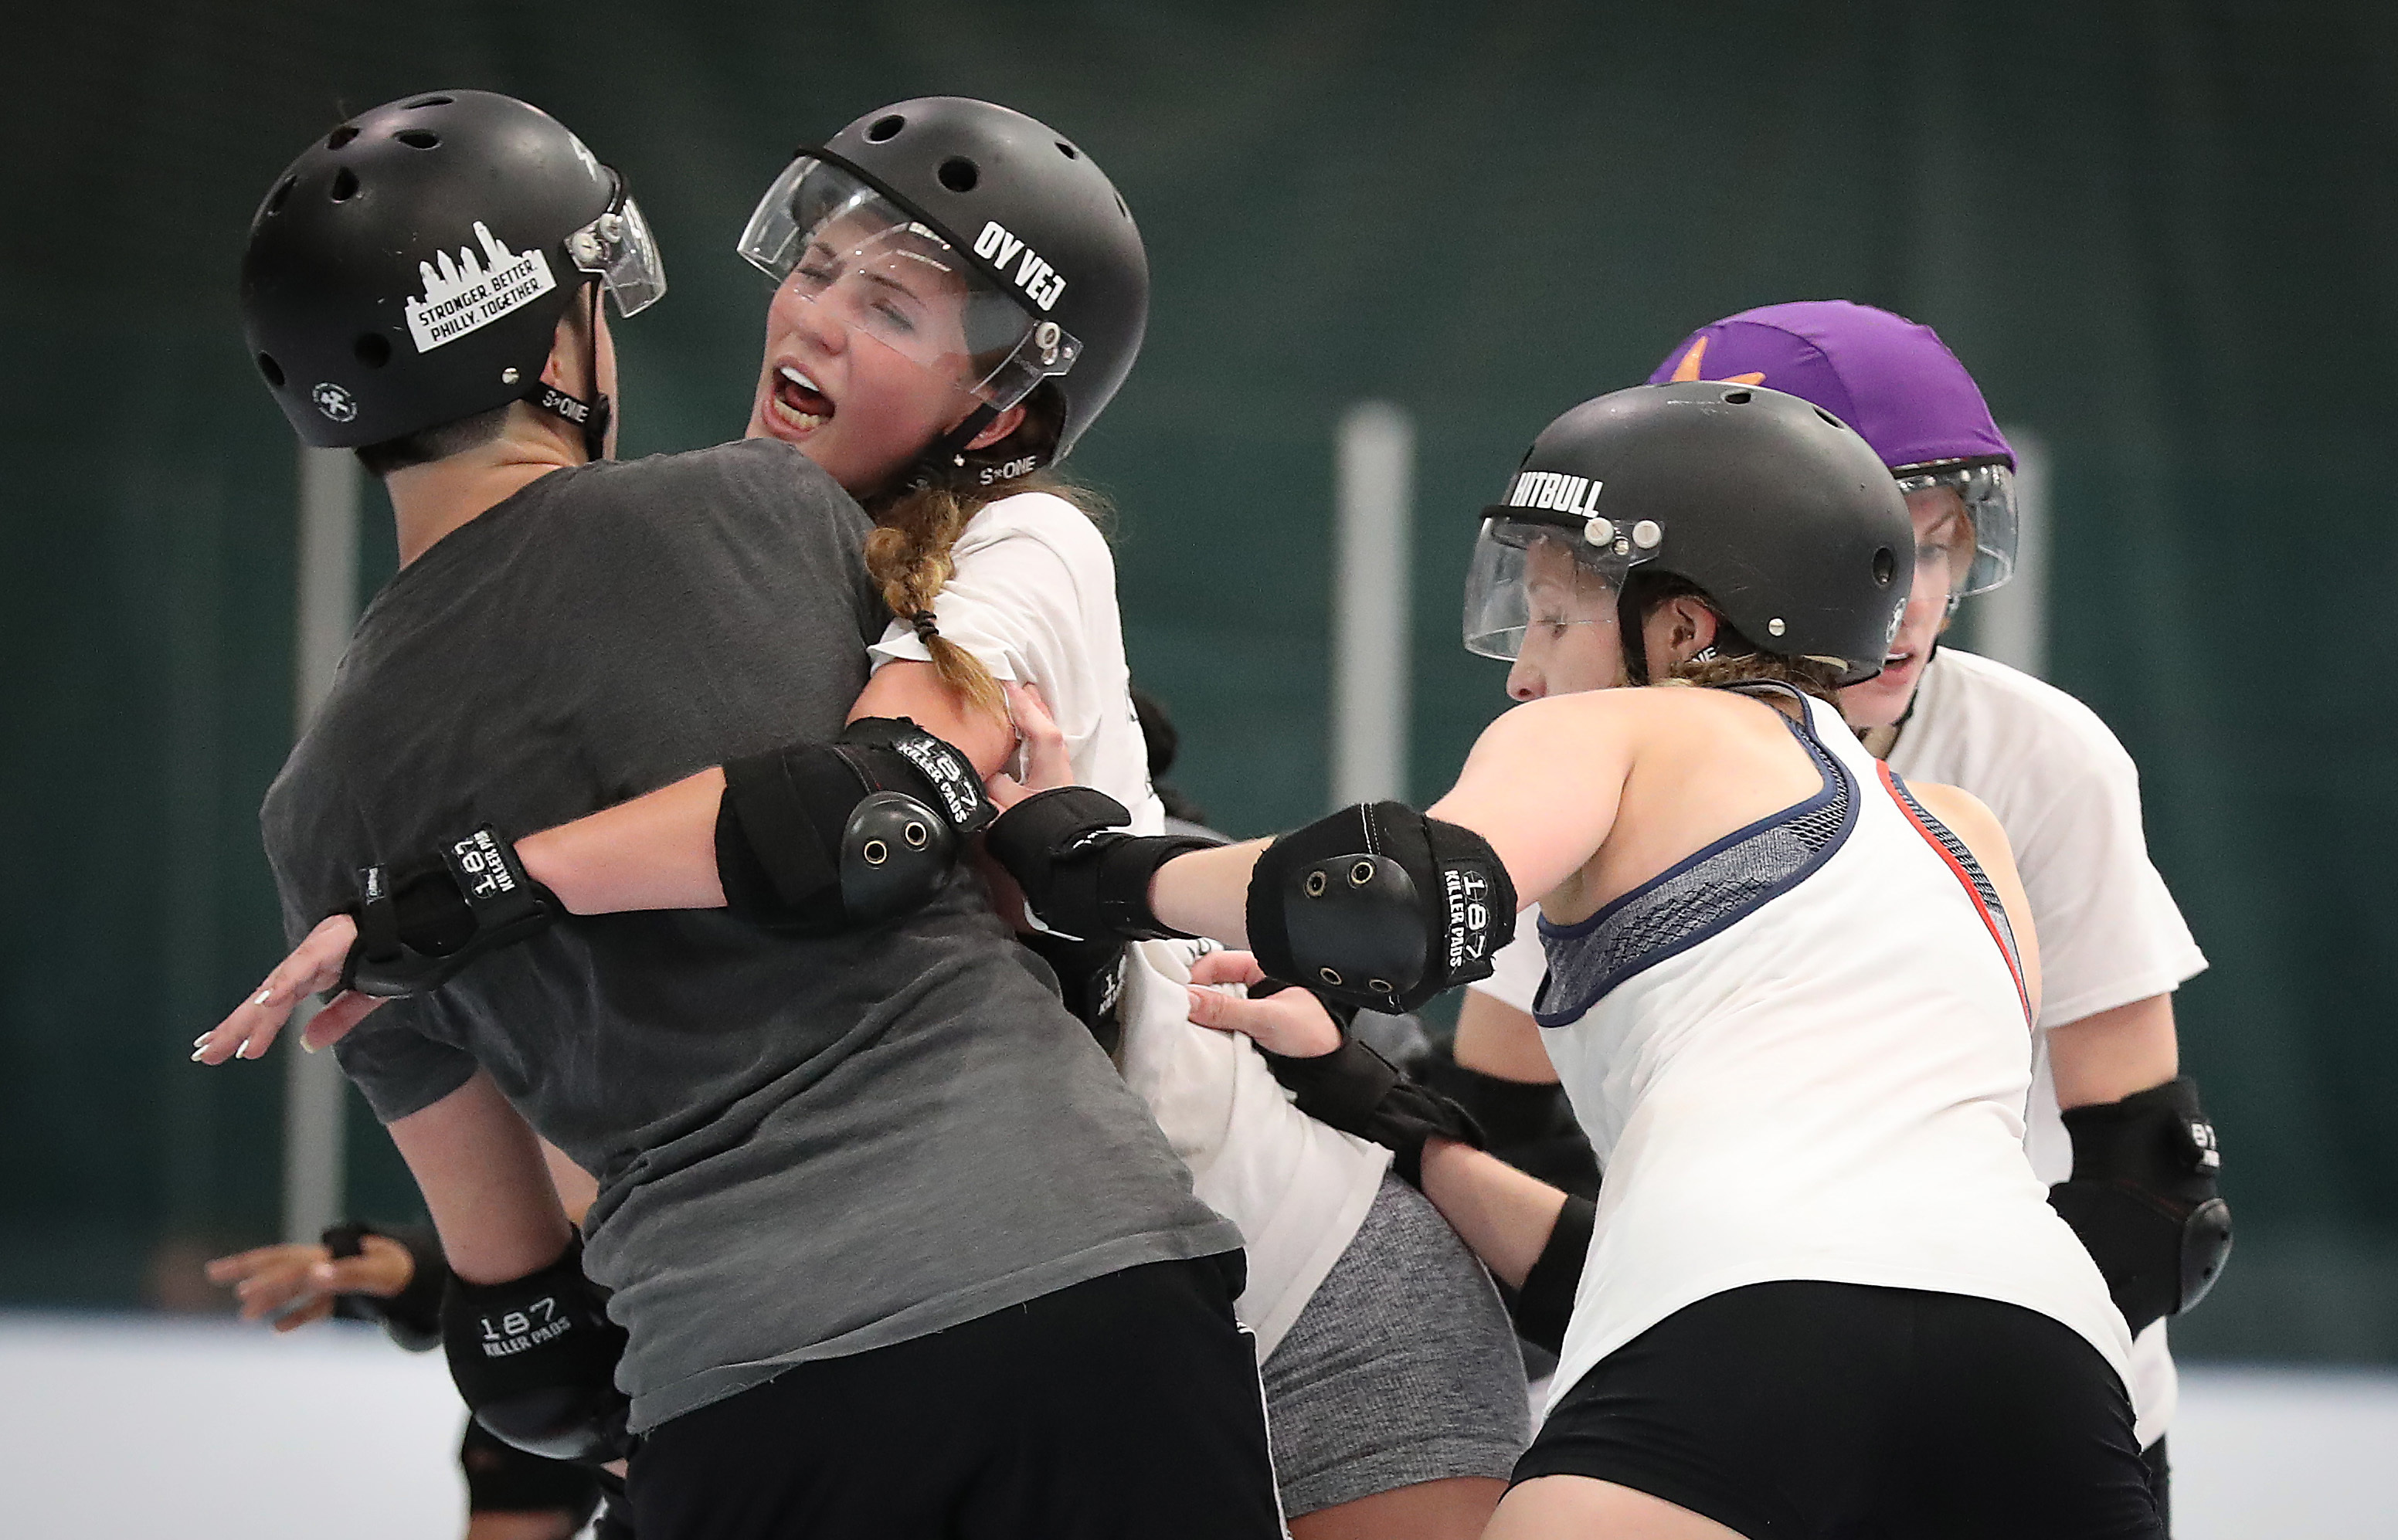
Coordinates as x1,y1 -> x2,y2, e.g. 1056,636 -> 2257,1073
905,402 -> 1005,493
526,280 -> 612,463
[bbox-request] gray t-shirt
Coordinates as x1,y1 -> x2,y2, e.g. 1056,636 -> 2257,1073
261,439 -> 1238,1431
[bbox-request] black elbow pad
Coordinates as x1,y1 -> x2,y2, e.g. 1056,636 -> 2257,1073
1247,802 -> 1516,1013
2048,1075 -> 2233,1335
441,1240 -> 631,1467
1512,1193 -> 1596,1357
716,717 -> 991,932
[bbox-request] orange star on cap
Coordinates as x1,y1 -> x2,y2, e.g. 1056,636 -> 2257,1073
1669,336 -> 1765,386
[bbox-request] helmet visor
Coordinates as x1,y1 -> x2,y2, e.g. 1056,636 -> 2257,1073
737,154 -> 1081,411
563,172 -> 667,318
1462,513 -> 1646,661
1895,461 -> 2016,599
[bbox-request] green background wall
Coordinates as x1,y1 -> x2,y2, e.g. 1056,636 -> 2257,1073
4,1 -> 2392,1357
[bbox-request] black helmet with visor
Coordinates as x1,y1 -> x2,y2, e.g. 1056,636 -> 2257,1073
1463,382 -> 1914,686
738,97 -> 1147,483
241,90 -> 664,459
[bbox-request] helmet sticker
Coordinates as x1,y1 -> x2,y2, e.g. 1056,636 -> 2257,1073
405,222 -> 559,353
311,382 -> 358,422
1503,470 -> 1606,517
970,220 -> 1068,311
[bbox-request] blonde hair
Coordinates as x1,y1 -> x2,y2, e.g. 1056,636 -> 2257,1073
859,388 -> 1109,724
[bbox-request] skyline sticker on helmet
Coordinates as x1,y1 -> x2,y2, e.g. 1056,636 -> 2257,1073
405,222 -> 559,353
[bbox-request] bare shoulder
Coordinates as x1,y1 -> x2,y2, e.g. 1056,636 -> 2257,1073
1907,779 -> 2006,851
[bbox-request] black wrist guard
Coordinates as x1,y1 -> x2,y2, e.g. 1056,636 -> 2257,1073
1420,1050 -> 1603,1200
983,786 -> 1218,941
2048,1076 -> 2232,1335
1247,802 -> 1515,1013
442,1239 -> 632,1466
339,826 -> 562,999
717,717 -> 993,933
1511,1193 -> 1596,1357
1258,1026 -> 1485,1187
1020,930 -> 1132,1056
324,1220 -> 447,1352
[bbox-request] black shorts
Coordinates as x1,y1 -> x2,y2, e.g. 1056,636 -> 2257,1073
1515,1281 -> 2163,1539
629,1255 -> 1283,1540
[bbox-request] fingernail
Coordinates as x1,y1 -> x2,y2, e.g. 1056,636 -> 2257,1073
302,1036 -> 319,1054
193,1033 -> 212,1048
253,987 -> 274,1006
190,1046 -> 208,1062
232,1040 -> 250,1060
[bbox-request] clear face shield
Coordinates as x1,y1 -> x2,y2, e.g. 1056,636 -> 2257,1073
562,171 -> 667,317
1462,512 -> 1649,661
737,155 -> 1081,411
1894,460 -> 2016,605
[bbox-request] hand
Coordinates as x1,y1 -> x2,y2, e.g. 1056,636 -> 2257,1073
205,1234 -> 416,1331
1184,950 -> 1344,1059
990,680 -> 1071,812
192,914 -> 386,1065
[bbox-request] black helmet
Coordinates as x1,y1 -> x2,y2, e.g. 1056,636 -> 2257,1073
241,90 -> 665,452
1461,382 -> 1912,685
738,96 -> 1146,473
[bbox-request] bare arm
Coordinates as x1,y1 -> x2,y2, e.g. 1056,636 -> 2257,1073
1149,696 -> 1638,945
2048,992 -> 2180,1108
1454,989 -> 1560,1084
386,1070 -> 572,1285
1417,1137 -> 1571,1289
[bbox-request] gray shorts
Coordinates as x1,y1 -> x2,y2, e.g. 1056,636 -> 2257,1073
1259,1173 -> 1531,1517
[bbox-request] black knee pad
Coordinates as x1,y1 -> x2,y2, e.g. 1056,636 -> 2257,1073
1246,801 -> 1515,1013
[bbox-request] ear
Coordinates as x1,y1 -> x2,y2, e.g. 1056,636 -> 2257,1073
964,402 -> 1028,452
538,284 -> 599,391
1647,595 -> 1720,669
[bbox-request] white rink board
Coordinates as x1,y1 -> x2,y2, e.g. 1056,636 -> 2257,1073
3,1313 -> 2396,1538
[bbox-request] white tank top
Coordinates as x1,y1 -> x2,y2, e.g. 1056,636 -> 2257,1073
868,493 -> 1388,1357
1536,685 -> 2132,1416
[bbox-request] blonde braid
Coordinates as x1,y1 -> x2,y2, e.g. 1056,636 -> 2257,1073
862,483 -> 1009,723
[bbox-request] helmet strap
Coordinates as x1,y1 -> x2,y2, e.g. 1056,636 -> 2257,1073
905,402 -> 1008,494
525,379 -> 610,463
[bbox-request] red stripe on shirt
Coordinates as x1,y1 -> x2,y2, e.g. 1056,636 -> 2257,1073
1877,762 -> 2033,1027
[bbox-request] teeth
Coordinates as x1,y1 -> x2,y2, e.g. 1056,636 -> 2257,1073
769,393 -> 824,432
778,364 -> 821,394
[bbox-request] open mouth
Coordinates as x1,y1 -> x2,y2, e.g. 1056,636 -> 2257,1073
768,364 -> 834,434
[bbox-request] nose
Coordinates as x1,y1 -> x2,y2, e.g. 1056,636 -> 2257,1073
776,283 -> 849,358
1507,656 -> 1545,701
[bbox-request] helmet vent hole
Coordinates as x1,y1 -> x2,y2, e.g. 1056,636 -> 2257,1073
1723,388 -> 1753,404
1055,140 -> 1079,159
866,114 -> 906,142
404,94 -> 453,109
265,175 -> 297,215
395,129 -> 440,150
1815,407 -> 1845,429
329,167 -> 359,202
326,124 -> 358,150
1873,548 -> 1897,586
256,352 -> 285,388
937,156 -> 980,192
353,332 -> 392,368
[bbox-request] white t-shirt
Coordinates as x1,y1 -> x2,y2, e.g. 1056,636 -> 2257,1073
1476,650 -> 2206,1443
870,492 -> 1388,1357
1538,691 -> 2131,1416
1885,647 -> 2206,1445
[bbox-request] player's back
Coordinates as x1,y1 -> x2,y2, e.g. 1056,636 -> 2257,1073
1533,685 -> 2131,1415
260,438 -> 1236,1433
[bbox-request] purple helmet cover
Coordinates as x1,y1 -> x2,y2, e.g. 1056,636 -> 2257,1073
1646,300 -> 2012,472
